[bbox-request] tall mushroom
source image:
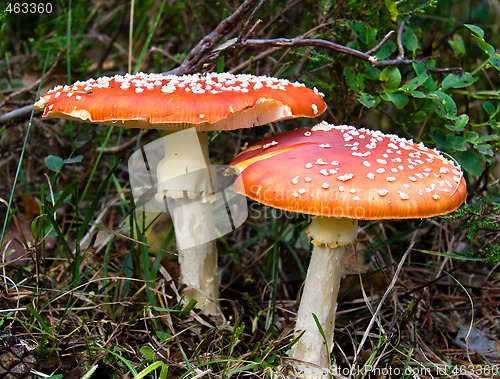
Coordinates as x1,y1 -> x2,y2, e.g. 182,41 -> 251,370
229,121 -> 467,376
34,72 -> 326,315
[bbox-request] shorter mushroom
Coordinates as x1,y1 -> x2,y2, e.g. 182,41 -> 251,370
229,122 -> 467,377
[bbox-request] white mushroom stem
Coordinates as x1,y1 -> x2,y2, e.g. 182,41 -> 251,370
156,130 -> 220,315
168,198 -> 219,315
289,217 -> 358,378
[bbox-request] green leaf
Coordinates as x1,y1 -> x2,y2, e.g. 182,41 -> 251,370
445,124 -> 465,132
430,127 -> 447,148
478,39 -> 495,56
488,54 -> 500,71
446,134 -> 468,151
384,0 -> 398,22
464,24 -> 495,54
347,20 -> 374,45
382,91 -> 409,109
140,346 -> 157,361
74,132 -> 92,148
482,101 -> 496,116
402,73 -> 429,91
360,62 -> 381,79
374,39 -> 397,60
380,66 -> 401,89
442,72 -> 477,89
431,91 -> 457,119
44,155 -> 64,172
402,25 -> 419,52
416,249 -> 482,261
344,67 -> 360,92
455,114 -> 469,129
408,89 -> 427,98
358,92 -> 379,108
476,134 -> 499,143
464,131 -> 479,143
475,144 -> 494,156
448,35 -> 466,56
155,331 -> 173,341
26,306 -> 51,333
81,365 -> 99,379
455,150 -> 484,176
413,61 -> 427,76
64,155 -> 83,164
422,74 -> 437,92
464,24 -> 484,39
412,110 -> 428,123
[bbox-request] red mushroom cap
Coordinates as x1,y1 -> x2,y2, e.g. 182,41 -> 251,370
34,72 -> 326,131
230,122 -> 467,219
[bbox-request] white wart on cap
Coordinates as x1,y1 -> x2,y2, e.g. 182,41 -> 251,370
34,72 -> 327,131
230,121 -> 467,219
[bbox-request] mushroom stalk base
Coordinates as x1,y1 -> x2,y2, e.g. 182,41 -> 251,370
156,131 -> 220,315
289,217 -> 358,378
169,198 -> 219,315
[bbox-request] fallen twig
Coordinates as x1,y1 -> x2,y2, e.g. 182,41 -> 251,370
0,105 -> 35,125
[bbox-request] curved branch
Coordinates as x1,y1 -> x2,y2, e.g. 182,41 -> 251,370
237,38 -> 378,63
204,36 -> 432,69
171,0 -> 260,75
167,1 -> 432,74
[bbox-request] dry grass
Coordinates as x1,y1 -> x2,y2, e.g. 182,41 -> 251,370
1,189 -> 499,377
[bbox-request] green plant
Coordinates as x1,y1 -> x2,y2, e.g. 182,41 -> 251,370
342,22 -> 499,178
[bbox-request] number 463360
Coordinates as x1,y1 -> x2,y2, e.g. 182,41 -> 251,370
6,3 -> 53,14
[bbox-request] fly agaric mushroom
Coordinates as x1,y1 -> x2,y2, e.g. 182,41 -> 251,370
229,121 -> 467,376
34,72 -> 326,315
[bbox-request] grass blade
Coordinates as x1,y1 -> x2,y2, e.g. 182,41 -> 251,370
77,160 -> 119,241
0,48 -> 51,250
80,125 -> 114,203
133,0 -> 168,73
133,361 -> 168,379
81,364 -> 99,379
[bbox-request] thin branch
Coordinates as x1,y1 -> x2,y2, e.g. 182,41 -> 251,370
366,30 -> 394,55
241,19 -> 263,42
150,46 -> 183,65
228,46 -> 281,73
170,0 -> 260,75
229,20 -> 339,73
211,37 -> 378,65
239,0 -> 266,40
0,53 -> 61,109
182,33 -> 439,71
168,1 -> 437,74
260,0 -> 303,35
96,129 -> 150,153
374,57 -> 416,67
396,20 -> 406,60
0,105 -> 35,125
97,3 -> 128,72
